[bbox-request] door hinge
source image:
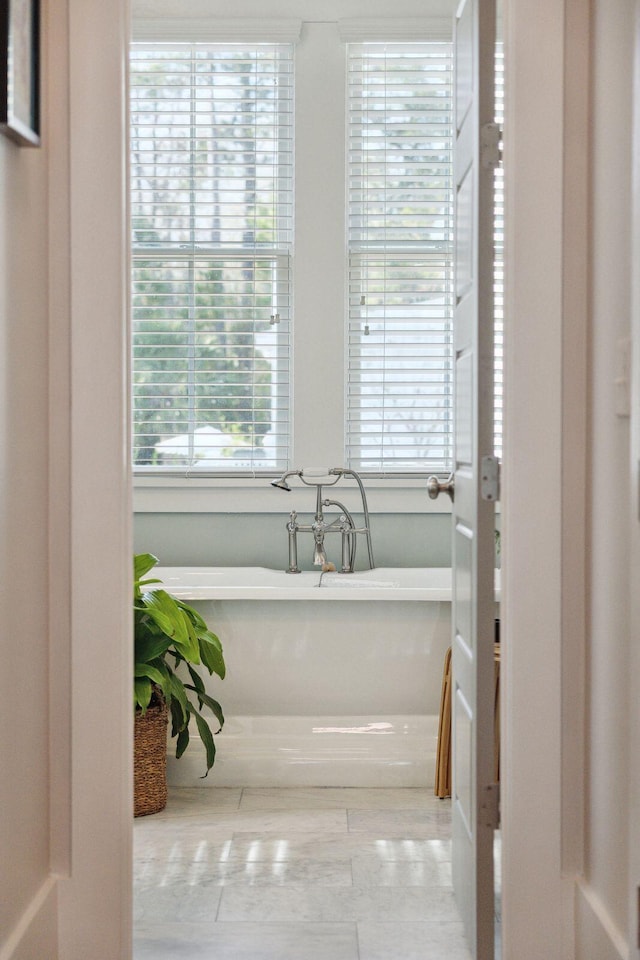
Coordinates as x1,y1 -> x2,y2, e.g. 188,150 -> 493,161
481,122 -> 502,169
480,455 -> 500,502
481,782 -> 501,829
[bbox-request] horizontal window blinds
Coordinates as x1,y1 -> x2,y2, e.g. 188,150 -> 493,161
494,44 -> 504,460
130,43 -> 293,474
346,42 -> 454,474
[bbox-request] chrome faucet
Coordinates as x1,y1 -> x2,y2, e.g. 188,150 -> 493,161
270,467 -> 375,574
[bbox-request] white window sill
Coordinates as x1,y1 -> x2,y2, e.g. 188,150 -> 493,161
133,476 -> 452,514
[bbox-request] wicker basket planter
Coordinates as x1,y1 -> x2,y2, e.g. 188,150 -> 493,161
134,695 -> 168,817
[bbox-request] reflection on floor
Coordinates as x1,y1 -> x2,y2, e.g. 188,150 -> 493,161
133,787 -> 475,960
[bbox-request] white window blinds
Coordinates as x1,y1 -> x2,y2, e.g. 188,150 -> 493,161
346,42 -> 454,474
494,43 -> 504,460
130,43 -> 293,474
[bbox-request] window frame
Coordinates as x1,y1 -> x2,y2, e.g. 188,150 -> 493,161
130,40 -> 295,477
131,10 -> 456,515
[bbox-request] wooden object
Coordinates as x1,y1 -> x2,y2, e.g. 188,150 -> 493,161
435,642 -> 500,798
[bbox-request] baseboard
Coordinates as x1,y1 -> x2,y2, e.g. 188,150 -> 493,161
167,714 -> 438,788
575,878 -> 628,960
0,876 -> 58,960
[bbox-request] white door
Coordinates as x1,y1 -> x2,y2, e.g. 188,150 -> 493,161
432,0 -> 498,956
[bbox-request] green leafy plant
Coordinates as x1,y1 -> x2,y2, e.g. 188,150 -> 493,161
134,553 -> 226,776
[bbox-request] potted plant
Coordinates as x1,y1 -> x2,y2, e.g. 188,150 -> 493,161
133,553 -> 226,816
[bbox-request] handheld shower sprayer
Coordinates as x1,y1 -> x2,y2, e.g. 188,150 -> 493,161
270,469 -> 301,492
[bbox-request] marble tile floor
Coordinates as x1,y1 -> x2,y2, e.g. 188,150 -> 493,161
133,787 -> 477,960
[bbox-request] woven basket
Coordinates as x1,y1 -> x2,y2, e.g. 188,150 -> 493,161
134,695 -> 168,817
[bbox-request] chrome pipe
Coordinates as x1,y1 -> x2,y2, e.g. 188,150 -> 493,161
286,510 -> 300,573
322,498 -> 356,572
329,468 -> 375,569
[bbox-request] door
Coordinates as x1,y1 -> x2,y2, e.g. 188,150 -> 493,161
451,0 -> 498,956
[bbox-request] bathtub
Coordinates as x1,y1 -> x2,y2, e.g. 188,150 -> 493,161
154,566 -> 452,788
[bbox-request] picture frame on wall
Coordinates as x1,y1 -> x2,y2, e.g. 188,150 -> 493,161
0,0 -> 40,146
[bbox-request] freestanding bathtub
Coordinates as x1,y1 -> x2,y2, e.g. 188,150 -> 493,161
154,566 -> 452,788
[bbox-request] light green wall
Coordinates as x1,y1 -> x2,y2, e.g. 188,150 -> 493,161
133,512 -> 452,569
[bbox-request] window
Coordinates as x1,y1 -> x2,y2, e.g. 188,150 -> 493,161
346,42 -> 454,473
130,42 -> 293,474
130,16 -> 502,497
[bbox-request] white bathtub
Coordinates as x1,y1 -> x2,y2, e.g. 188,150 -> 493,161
154,566 -> 452,788
154,565 -> 452,601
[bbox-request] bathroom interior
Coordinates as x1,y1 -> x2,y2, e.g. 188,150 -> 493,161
131,0 -> 501,957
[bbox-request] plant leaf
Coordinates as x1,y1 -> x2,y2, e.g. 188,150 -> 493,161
184,685 -> 224,731
134,553 -> 159,583
177,599 -> 208,630
178,610 -> 202,664
140,589 -> 186,641
134,662 -> 165,685
135,660 -> 172,701
134,676 -> 152,712
193,710 -> 216,776
134,627 -> 173,665
169,698 -> 184,737
175,723 -> 190,759
186,663 -> 205,695
141,590 -> 201,663
198,631 -> 226,679
168,672 -> 189,727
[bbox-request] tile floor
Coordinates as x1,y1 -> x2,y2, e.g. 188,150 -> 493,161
133,787 -> 477,960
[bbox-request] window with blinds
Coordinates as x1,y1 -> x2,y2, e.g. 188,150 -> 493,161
346,42 -> 454,474
130,43 -> 293,474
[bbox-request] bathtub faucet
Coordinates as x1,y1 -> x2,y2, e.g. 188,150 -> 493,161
270,467 -> 375,574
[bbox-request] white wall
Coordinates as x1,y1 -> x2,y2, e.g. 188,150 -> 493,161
133,0 -> 456,22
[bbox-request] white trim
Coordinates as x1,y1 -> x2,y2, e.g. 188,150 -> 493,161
55,0 -> 133,956
133,477 -> 453,513
338,18 -> 452,41
0,877 -> 58,960
502,0 -> 576,956
630,3 -> 640,956
575,880 -> 628,960
560,0 -> 589,877
131,17 -> 302,42
48,0 -> 73,880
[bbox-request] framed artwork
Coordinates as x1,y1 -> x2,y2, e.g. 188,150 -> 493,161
0,0 -> 40,146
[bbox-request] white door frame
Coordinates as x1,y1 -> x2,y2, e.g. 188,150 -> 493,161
629,2 -> 640,955
51,0 -> 133,957
501,0 -> 589,957
52,0 -> 592,956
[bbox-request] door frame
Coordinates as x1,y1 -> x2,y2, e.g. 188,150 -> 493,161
629,2 -> 640,955
50,0 -> 133,957
53,0 -> 590,955
501,0 -> 589,957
